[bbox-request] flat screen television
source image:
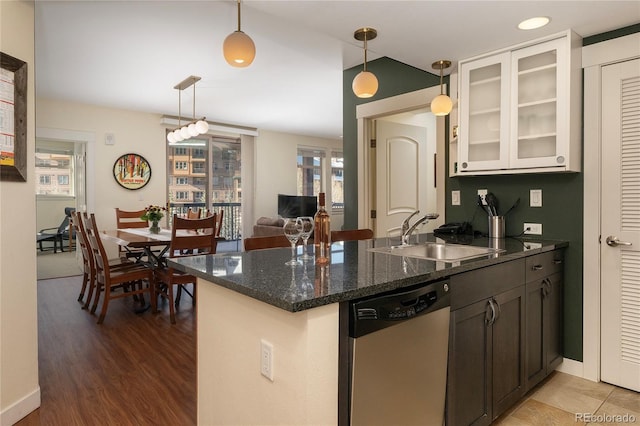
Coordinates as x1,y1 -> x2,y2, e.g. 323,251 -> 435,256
277,194 -> 318,218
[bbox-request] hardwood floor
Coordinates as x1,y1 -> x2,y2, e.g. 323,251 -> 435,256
17,275 -> 196,425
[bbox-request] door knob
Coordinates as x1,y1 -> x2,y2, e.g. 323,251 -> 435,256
606,236 -> 633,247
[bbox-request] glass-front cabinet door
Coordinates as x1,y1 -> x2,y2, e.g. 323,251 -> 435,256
459,52 -> 511,172
510,38 -> 567,169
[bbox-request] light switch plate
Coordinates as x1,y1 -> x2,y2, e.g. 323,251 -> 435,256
452,190 -> 461,206
530,189 -> 542,207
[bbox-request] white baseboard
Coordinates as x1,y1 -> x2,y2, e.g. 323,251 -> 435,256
1,387 -> 40,426
555,357 -> 584,378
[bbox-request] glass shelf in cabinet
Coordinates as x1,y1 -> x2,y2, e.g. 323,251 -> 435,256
470,75 -> 501,86
518,98 -> 556,109
470,107 -> 501,116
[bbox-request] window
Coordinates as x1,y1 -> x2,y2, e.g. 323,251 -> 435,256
331,152 -> 344,210
35,150 -> 75,196
297,148 -> 324,196
192,162 -> 206,174
167,138 -> 242,239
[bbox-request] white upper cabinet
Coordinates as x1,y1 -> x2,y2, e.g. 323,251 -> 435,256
457,30 -> 582,175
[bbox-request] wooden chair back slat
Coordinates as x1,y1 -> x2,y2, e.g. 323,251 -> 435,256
115,208 -> 149,229
331,228 -> 374,242
244,234 -> 291,251
169,214 -> 218,257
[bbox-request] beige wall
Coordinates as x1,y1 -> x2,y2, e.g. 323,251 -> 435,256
254,130 -> 344,231
198,280 -> 339,425
36,98 -> 167,236
0,1 -> 40,424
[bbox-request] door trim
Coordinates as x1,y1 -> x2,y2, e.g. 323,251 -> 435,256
583,32 -> 640,383
356,86 -> 445,229
36,127 -> 95,212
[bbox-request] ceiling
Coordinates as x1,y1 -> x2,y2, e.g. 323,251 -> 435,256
34,1 -> 640,140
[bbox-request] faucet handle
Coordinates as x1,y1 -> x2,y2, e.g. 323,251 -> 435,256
401,210 -> 420,233
425,213 -> 439,220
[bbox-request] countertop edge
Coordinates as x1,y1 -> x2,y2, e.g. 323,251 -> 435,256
169,238 -> 569,313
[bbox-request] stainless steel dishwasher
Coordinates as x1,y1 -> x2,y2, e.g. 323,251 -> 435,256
349,279 -> 450,426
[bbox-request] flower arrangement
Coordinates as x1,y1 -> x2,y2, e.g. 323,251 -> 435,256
141,205 -> 166,223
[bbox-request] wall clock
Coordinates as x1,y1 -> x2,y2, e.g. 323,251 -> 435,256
113,153 -> 151,190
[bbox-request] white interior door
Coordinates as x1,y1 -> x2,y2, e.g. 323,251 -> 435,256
375,119 -> 436,238
601,58 -> 640,392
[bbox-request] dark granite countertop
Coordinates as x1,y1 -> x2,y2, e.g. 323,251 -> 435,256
168,234 -> 568,313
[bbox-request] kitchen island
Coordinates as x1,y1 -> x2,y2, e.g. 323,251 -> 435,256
169,234 -> 567,425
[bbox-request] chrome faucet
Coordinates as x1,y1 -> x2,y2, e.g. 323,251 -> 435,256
401,210 -> 439,246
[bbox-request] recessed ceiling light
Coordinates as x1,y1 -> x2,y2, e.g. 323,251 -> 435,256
518,16 -> 550,30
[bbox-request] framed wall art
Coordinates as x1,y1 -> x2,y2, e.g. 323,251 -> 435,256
113,153 -> 152,190
0,51 -> 27,182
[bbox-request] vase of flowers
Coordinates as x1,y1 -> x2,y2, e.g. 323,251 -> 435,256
141,205 -> 166,234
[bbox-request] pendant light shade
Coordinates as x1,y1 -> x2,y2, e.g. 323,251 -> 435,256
352,27 -> 378,98
223,0 -> 255,67
352,71 -> 379,99
431,60 -> 453,116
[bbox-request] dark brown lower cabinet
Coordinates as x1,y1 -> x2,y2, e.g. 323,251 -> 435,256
447,249 -> 565,425
525,250 -> 564,391
447,285 -> 526,426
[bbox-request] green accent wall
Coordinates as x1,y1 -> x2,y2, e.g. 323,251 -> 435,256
343,57 -> 440,228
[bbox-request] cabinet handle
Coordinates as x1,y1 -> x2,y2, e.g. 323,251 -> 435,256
532,264 -> 544,271
486,299 -> 497,327
546,278 -> 553,295
553,259 -> 563,265
493,297 -> 501,321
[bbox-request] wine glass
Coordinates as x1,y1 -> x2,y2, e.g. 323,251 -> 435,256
283,218 -> 303,265
297,216 -> 315,260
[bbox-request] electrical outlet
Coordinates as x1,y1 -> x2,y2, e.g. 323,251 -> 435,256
452,190 -> 461,206
261,339 -> 274,381
478,189 -> 488,205
524,223 -> 542,235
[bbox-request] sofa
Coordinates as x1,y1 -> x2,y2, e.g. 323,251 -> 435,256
252,216 -> 285,237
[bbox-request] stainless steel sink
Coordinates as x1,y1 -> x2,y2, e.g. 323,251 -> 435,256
368,242 -> 504,262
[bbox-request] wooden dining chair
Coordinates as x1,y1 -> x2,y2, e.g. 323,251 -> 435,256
85,213 -> 156,324
154,214 -> 218,324
75,212 -> 137,310
243,234 -> 291,251
331,228 -> 374,242
186,208 -> 200,219
115,208 -> 149,260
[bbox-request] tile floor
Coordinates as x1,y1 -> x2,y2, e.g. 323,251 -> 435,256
495,372 -> 640,425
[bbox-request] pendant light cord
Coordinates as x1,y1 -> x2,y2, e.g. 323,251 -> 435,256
237,0 -> 242,31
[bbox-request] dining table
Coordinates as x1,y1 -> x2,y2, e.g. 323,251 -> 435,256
101,228 -> 173,267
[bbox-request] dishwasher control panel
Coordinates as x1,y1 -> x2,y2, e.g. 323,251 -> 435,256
349,280 -> 450,338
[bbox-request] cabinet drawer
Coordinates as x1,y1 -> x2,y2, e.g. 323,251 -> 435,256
450,259 -> 525,310
525,250 -> 564,282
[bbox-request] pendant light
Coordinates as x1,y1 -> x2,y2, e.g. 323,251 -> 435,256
223,0 -> 255,67
431,60 -> 453,116
352,27 -> 378,98
167,76 -> 209,144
